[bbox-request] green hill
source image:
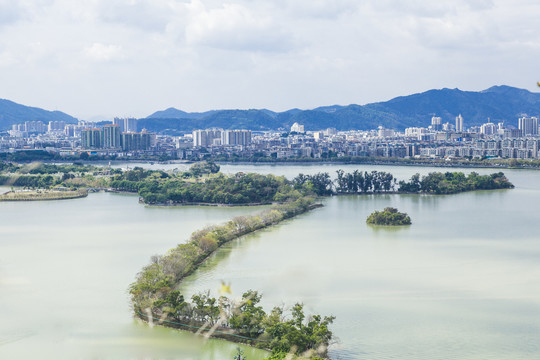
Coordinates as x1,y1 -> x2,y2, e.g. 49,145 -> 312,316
0,99 -> 78,130
141,85 -> 540,132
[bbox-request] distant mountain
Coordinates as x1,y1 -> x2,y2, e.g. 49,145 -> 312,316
147,107 -> 219,120
3,85 -> 539,133
141,86 -> 540,133
0,99 -> 78,130
363,86 -> 540,128
138,109 -> 282,134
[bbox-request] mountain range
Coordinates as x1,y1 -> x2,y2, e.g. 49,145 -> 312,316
0,98 -> 77,130
2,85 -> 540,132
140,85 -> 540,133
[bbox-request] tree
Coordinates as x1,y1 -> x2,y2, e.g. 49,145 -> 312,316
153,290 -> 188,321
366,207 -> 411,226
233,347 -> 246,360
229,290 -> 266,338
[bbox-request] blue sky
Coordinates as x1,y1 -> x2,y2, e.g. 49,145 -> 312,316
0,0 -> 539,120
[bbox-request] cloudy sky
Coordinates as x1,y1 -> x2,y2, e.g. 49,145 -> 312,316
0,0 -> 539,120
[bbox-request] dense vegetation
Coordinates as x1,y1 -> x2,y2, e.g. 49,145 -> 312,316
366,207 -> 411,226
0,162 -> 109,189
111,163 -> 314,205
140,289 -> 333,359
335,170 -> 396,193
397,171 -> 514,194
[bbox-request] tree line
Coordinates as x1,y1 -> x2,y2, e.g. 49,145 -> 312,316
397,171 -> 514,194
144,289 -> 333,360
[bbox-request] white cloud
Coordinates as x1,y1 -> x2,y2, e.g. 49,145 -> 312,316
96,0 -> 175,32
0,0 -> 539,118
83,43 -> 125,62
0,0 -> 26,27
280,0 -> 360,19
184,0 -> 294,52
0,50 -> 16,66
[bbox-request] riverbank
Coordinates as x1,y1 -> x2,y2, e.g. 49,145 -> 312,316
215,158 -> 540,170
6,154 -> 540,171
0,189 -> 88,201
140,199 -> 274,207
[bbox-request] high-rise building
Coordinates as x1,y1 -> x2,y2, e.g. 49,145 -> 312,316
113,117 -> 126,132
518,116 -> 539,137
442,122 -> 454,132
125,118 -> 138,132
113,117 -> 138,133
480,122 -> 497,136
378,127 -> 394,137
193,129 -> 222,147
121,132 -> 152,151
455,114 -> 464,132
431,116 -> 442,131
81,128 -> 102,148
291,122 -> 305,133
325,128 -> 337,136
221,130 -> 252,146
103,124 -> 121,149
64,125 -> 77,137
48,121 -> 66,133
24,121 -> 46,133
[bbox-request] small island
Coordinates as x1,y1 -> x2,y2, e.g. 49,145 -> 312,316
366,207 -> 411,226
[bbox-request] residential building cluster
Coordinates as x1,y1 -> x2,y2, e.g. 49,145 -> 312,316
186,115 -> 540,160
192,129 -> 252,147
81,125 -> 156,152
1,118 -> 161,156
2,113 -> 540,161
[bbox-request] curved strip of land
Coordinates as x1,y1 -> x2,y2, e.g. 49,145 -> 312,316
129,197 -> 333,360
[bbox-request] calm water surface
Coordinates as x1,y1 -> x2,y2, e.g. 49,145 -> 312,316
2,164 -> 540,359
0,189 -> 269,359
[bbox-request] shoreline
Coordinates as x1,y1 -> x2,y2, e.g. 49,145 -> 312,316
140,200 -> 274,207
6,157 -> 540,171
214,159 -> 537,170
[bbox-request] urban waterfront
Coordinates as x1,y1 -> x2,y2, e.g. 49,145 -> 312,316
1,164 -> 540,359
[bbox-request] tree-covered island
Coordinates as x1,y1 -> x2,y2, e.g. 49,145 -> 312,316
366,207 -> 412,226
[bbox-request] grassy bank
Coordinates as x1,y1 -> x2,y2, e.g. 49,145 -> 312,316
0,189 -> 88,201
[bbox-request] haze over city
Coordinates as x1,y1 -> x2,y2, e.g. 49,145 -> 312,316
1,0 -> 539,120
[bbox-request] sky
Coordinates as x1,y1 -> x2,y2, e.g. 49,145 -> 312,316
0,0 -> 539,120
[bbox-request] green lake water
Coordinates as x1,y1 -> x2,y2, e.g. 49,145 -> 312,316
1,164 -> 540,359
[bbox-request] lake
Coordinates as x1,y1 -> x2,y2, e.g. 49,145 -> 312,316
1,163 -> 540,359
